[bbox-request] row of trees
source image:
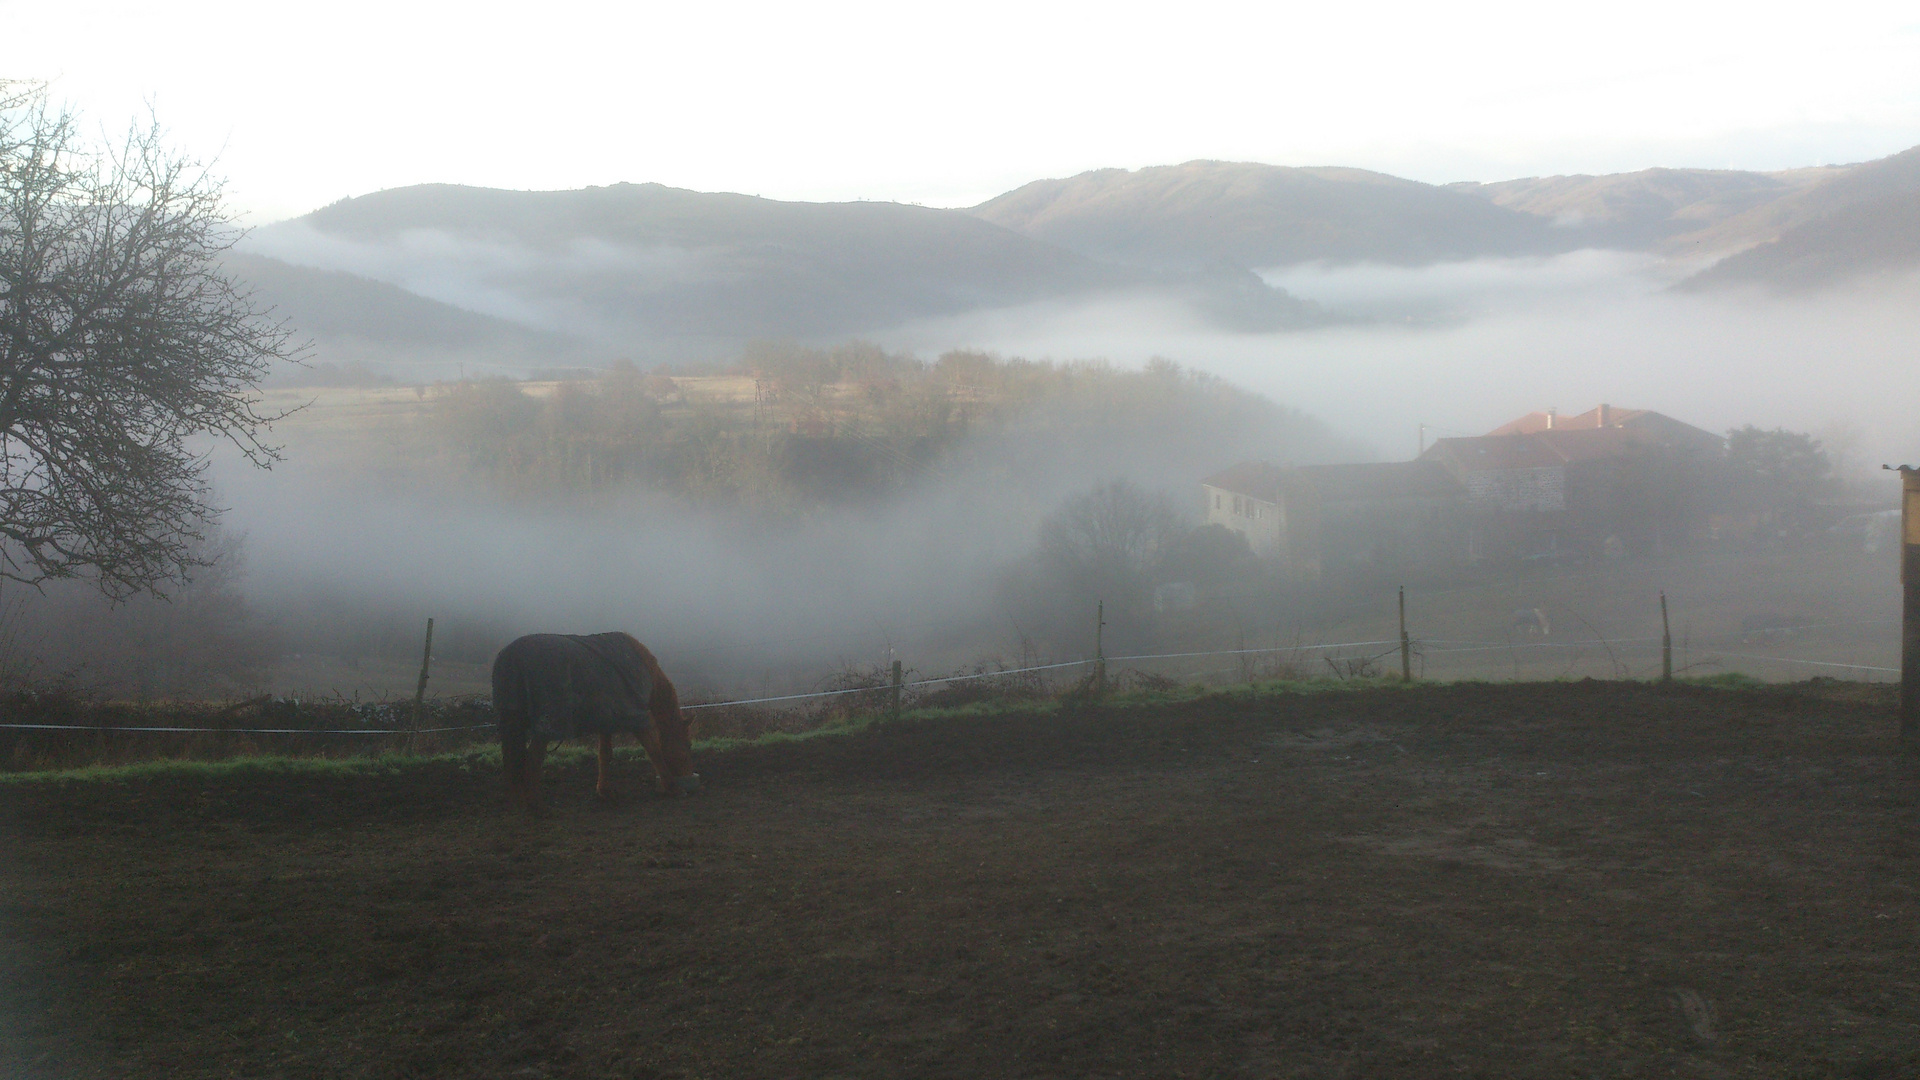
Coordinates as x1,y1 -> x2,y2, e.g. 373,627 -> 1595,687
433,359 -> 966,505
429,348 -> 1334,509
1009,424 -> 1860,652
1002,480 -> 1263,651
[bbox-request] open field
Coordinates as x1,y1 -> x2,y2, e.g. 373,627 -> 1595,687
4,681 -> 1917,1079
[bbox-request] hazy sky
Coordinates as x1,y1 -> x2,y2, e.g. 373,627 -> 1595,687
5,0 -> 1918,222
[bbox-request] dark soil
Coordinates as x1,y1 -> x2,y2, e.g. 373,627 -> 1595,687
3,681 -> 1918,1079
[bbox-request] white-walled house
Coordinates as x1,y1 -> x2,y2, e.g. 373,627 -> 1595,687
1202,460 -> 1470,580
1203,462 -> 1289,558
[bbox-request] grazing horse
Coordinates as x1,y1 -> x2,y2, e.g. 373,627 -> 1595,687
491,632 -> 701,809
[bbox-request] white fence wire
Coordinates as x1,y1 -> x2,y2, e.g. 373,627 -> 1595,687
0,624 -> 1898,736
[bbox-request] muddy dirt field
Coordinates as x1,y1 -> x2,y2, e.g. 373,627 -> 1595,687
3,681 -> 1918,1079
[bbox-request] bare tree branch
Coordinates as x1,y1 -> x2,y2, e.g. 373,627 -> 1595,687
0,87 -> 299,599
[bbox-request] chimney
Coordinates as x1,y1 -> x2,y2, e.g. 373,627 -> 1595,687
1546,407 -> 1556,430
1598,403 -> 1612,427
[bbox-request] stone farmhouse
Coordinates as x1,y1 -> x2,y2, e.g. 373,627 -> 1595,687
1203,405 -> 1724,580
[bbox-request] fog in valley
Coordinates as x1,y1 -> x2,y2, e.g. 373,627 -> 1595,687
888,252 -> 1920,470
10,242 -> 1912,705
7,113 -> 1920,705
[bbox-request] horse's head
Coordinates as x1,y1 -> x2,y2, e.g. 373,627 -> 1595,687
652,704 -> 702,796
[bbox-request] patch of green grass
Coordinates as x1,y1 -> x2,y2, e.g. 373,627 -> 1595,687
2,674 -> 1848,786
0,746 -> 502,786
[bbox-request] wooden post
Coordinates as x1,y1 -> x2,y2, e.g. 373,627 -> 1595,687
1660,590 -> 1673,683
890,659 -> 903,721
1898,466 -> 1920,746
412,617 -> 435,738
1398,586 -> 1412,682
1095,600 -> 1107,696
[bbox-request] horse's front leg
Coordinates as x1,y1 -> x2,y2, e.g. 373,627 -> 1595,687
597,732 -> 614,798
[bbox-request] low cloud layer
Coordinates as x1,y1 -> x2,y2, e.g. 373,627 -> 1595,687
879,251 -> 1920,472
165,247 -> 1920,700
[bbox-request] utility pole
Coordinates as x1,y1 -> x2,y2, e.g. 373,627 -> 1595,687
1892,465 -> 1920,746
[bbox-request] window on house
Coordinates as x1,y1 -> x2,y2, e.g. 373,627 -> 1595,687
1232,496 -> 1242,514
1214,494 -> 1221,510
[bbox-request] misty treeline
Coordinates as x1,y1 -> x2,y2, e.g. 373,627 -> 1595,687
0,334 -> 1868,708
430,343 -> 1331,510
0,529 -> 278,701
1721,425 -> 1848,528
1002,479 -> 1267,655
998,424 -> 1867,658
0,343 -> 1346,702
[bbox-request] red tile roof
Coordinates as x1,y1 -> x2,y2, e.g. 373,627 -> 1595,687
1486,405 -> 1721,449
1424,428 -> 1663,472
1489,405 -> 1650,435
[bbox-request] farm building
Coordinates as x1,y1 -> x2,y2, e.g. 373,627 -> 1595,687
1420,405 -> 1722,560
1206,404 -> 1724,578
1202,459 -> 1472,581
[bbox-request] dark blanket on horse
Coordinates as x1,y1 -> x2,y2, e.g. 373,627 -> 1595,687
494,633 -> 656,742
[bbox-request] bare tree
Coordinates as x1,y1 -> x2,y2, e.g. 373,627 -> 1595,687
0,84 -> 295,598
1037,479 -> 1186,615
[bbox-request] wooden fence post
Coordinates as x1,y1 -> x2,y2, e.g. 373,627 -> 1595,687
412,618 -> 435,746
1660,591 -> 1673,683
1399,586 -> 1412,682
1095,600 -> 1107,696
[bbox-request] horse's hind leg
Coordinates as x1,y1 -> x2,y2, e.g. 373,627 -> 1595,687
596,732 -> 614,798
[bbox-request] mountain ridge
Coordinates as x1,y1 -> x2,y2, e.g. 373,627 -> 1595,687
1673,146 -> 1920,289
969,160 -> 1568,268
255,182 -> 1143,353
238,145 -> 1920,373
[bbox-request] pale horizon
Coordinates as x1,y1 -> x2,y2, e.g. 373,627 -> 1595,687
5,0 -> 1917,222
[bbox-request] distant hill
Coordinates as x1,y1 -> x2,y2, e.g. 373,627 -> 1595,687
246,182 -> 1334,357
257,183 -> 1148,350
1447,167 -> 1841,250
226,253 -> 579,356
968,161 -> 1569,269
1676,146 -> 1920,290
235,147 -> 1920,365
222,253 -> 588,381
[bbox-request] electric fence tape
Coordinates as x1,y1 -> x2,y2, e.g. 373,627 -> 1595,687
0,630 -> 1898,734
